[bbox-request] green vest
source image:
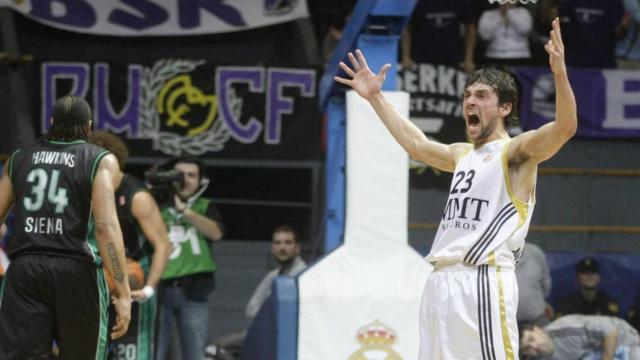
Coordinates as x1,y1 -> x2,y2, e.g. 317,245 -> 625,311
161,198 -> 218,279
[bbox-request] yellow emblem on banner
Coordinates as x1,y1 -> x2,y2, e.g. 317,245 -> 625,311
348,320 -> 402,360
157,74 -> 217,136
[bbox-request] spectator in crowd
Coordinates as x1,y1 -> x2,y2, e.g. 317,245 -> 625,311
534,0 -> 560,36
530,0 -> 561,65
533,0 -> 561,31
628,296 -> 640,332
156,157 -> 225,360
401,0 -> 476,73
558,0 -> 626,68
616,0 -> 640,69
321,5 -> 351,63
557,257 -> 621,318
89,131 -> 172,360
209,224 -> 307,358
516,242 -> 553,327
245,224 -> 307,323
478,3 -> 534,67
520,315 -> 640,359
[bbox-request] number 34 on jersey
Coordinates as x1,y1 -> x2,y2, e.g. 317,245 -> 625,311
23,168 -> 69,235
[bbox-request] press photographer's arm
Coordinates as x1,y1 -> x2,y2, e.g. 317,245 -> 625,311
174,195 -> 223,241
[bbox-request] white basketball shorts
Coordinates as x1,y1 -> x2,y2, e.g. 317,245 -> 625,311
418,263 -> 519,360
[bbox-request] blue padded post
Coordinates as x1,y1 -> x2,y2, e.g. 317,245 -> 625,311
275,276 -> 299,360
324,97 -> 346,254
275,1 -> 418,358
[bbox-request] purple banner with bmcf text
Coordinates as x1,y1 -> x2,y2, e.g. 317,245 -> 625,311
37,60 -> 320,159
513,67 -> 640,138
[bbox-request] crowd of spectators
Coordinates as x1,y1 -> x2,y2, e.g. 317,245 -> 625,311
314,0 -> 640,71
514,245 -> 640,358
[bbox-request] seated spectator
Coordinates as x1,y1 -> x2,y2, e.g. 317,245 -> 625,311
478,3 -> 534,67
616,0 -> 640,69
559,0 -> 626,68
245,224 -> 307,323
401,0 -> 476,73
210,224 -> 307,357
516,243 -> 553,327
556,257 -> 621,318
520,315 -> 640,359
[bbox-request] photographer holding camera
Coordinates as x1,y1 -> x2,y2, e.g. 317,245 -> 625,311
154,157 -> 225,360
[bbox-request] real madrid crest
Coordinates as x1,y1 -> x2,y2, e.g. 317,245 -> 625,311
348,320 -> 402,360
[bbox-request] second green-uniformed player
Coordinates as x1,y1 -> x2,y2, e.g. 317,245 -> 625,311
90,131 -> 171,360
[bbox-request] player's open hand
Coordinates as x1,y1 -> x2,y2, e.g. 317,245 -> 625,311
334,49 -> 391,101
545,18 -> 567,77
111,294 -> 132,339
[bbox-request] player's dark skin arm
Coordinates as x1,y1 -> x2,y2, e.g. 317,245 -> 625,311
130,191 -> 171,301
0,162 -> 14,224
92,154 -> 131,339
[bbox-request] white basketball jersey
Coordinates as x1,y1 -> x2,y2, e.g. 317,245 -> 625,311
426,139 -> 535,268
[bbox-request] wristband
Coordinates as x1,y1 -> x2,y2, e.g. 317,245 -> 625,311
142,285 -> 155,299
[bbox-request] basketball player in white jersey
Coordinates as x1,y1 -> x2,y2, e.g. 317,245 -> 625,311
335,18 -> 576,359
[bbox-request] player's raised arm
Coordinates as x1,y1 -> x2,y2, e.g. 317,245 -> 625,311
334,49 -> 459,172
92,154 -> 131,339
509,18 -> 577,163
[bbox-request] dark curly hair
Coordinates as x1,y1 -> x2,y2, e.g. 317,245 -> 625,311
464,68 -> 519,128
89,131 -> 130,170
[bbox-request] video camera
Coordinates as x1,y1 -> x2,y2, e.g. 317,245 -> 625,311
144,167 -> 185,206
144,157 -> 210,208
144,169 -> 185,187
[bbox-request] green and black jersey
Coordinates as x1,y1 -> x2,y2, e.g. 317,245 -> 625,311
7,139 -> 110,263
115,174 -> 152,261
109,174 -> 156,360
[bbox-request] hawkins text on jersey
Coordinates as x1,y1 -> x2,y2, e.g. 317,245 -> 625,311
32,150 -> 76,168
